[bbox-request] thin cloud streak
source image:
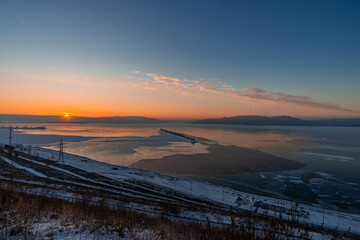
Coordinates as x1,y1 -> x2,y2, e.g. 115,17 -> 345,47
141,73 -> 356,113
1,69 -> 356,114
236,88 -> 356,113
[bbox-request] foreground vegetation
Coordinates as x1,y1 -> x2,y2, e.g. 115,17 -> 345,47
0,145 -> 358,239
0,184 -> 357,240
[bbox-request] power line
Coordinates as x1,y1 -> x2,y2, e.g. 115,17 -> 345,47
8,126 -> 13,146
58,138 -> 65,164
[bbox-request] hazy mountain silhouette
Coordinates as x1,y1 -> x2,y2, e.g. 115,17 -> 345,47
313,118 -> 360,127
0,114 -> 165,123
1,114 -> 359,126
192,115 -> 320,126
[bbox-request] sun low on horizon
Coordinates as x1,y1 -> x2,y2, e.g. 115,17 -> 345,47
1,1 -> 360,238
0,0 -> 359,120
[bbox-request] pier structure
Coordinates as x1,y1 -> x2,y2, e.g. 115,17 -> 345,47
0,126 -> 46,130
159,129 -> 199,144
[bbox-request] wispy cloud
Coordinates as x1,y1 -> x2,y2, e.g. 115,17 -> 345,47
137,73 -> 356,113
236,88 -> 356,112
132,70 -> 140,74
153,75 -> 185,82
145,73 -> 157,77
1,69 -> 355,113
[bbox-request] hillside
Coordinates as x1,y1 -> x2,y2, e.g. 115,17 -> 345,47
313,118 -> 360,127
0,144 -> 359,239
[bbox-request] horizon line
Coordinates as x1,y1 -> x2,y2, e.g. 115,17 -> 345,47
0,113 -> 359,121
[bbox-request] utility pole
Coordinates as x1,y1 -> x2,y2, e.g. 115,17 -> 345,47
58,138 -> 65,164
8,126 -> 13,146
7,126 -> 14,181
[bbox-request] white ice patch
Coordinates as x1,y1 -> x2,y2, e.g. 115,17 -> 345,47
289,180 -> 303,184
315,172 -> 335,179
302,152 -> 354,161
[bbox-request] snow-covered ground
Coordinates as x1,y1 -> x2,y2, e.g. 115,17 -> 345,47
0,212 -> 334,240
7,145 -> 359,235
0,180 -> 337,240
0,155 -> 47,178
1,215 -> 148,240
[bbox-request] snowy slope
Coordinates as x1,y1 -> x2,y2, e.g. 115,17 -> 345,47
0,156 -> 47,178
18,146 -> 360,235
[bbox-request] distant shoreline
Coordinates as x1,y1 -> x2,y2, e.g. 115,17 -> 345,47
1,114 -> 359,126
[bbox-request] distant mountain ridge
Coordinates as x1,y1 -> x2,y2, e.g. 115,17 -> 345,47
1,114 -> 359,126
192,115 -> 360,126
313,118 -> 360,127
0,114 -> 165,123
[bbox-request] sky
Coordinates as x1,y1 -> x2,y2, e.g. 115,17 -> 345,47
0,0 -> 359,119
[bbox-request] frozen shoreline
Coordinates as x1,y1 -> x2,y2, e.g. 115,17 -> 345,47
7,145 -> 359,235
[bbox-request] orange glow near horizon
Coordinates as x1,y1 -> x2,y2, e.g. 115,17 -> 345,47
0,69 -> 359,120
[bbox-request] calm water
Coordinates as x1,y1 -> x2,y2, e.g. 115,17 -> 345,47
1,123 -> 360,213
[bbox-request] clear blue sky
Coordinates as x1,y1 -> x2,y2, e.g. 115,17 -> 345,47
1,0 -> 359,118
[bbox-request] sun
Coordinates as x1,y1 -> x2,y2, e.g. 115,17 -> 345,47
64,114 -> 69,118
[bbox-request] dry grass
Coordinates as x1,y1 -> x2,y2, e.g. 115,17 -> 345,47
0,146 -> 357,239
0,185 -> 357,240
